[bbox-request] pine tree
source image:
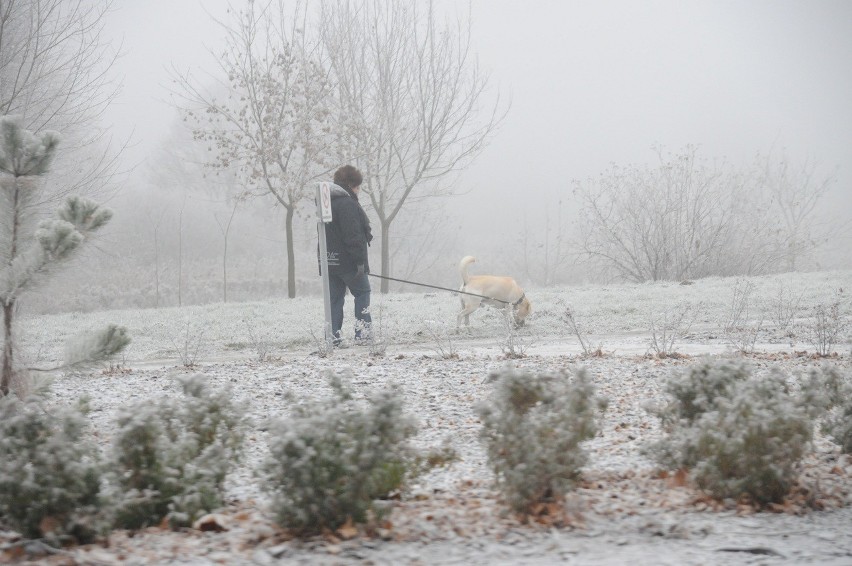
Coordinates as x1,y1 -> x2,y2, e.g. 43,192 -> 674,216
0,117 -> 125,395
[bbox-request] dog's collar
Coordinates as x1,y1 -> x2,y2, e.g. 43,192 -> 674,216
512,293 -> 526,307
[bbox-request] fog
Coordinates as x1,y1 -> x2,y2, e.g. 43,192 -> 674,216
459,1 -> 852,219
28,0 -> 852,310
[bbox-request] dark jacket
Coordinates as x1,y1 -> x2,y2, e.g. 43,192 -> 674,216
322,183 -> 372,276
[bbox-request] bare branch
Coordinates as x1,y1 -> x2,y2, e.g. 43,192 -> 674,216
321,0 -> 507,291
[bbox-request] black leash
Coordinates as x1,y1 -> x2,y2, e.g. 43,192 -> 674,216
367,273 -> 513,305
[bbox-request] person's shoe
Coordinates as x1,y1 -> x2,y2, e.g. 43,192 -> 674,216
334,339 -> 351,349
354,331 -> 373,346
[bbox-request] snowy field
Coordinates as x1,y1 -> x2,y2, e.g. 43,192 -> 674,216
6,269 -> 852,565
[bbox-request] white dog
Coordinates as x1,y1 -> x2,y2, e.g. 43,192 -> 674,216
456,256 -> 531,328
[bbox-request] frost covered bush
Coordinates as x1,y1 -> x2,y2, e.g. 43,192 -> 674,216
109,374 -> 249,529
477,367 -> 607,515
653,358 -> 753,426
824,400 -> 852,453
647,358 -> 820,504
0,391 -> 104,543
260,373 -> 418,535
648,303 -> 697,357
812,365 -> 852,453
561,302 -> 602,357
800,294 -> 848,356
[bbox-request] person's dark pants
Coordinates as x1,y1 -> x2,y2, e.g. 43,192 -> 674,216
329,270 -> 372,343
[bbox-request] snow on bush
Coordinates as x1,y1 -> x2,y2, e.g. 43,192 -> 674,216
824,401 -> 852,454
651,358 -> 753,427
260,372 -> 419,535
109,374 -> 250,529
800,293 -> 849,356
646,358 -> 821,505
0,388 -> 104,544
476,366 -> 607,516
813,365 -> 852,453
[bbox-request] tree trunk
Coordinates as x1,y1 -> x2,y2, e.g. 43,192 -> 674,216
221,201 -> 238,303
178,201 -> 184,307
1,300 -> 13,396
223,236 -> 229,302
286,205 -> 296,298
380,220 -> 391,294
153,225 -> 160,308
2,178 -> 21,396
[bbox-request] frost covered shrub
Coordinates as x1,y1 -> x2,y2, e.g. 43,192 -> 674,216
647,359 -> 819,504
0,392 -> 104,543
824,401 -> 852,453
476,367 -> 607,514
109,374 -> 249,529
801,295 -> 847,356
260,373 -> 418,535
812,365 -> 852,453
654,358 -> 752,427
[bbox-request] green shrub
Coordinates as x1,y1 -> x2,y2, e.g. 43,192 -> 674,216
476,366 -> 607,515
109,374 -> 249,529
647,358 -> 819,504
0,391 -> 104,544
260,373 -> 418,535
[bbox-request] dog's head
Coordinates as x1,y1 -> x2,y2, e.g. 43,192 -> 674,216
513,296 -> 532,327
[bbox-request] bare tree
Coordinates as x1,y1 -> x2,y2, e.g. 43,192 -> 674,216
386,201 -> 460,288
177,194 -> 186,307
214,199 -> 240,302
511,199 -> 574,286
574,146 -> 780,282
145,207 -> 166,308
321,0 -> 505,293
143,122 -> 221,307
755,150 -> 840,271
174,0 -> 339,298
0,0 -> 124,204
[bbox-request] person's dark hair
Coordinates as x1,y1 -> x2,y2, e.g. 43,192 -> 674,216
333,165 -> 363,190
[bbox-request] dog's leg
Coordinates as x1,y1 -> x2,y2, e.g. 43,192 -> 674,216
501,304 -> 520,329
456,306 -> 469,329
456,298 -> 480,330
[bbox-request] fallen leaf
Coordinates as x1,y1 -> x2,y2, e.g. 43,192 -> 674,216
193,513 -> 229,532
38,515 -> 59,535
667,468 -> 688,488
336,518 -> 358,540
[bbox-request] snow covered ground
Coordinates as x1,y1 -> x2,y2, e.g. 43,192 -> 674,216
5,269 -> 852,564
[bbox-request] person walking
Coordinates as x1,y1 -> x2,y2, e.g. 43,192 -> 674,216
322,165 -> 373,346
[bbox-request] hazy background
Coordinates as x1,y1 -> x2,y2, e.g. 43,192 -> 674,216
104,3 -> 852,190
32,0 -> 850,312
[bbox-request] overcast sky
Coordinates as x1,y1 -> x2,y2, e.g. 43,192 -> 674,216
103,0 -> 852,254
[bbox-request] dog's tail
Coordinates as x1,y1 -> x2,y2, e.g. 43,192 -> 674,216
459,256 -> 476,285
